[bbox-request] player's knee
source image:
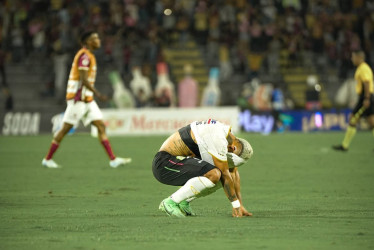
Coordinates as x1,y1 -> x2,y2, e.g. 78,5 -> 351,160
369,117 -> 374,129
55,123 -> 72,138
205,168 -> 221,184
348,118 -> 357,127
95,122 -> 106,134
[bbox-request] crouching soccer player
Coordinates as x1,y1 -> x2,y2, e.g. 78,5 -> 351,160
152,119 -> 253,218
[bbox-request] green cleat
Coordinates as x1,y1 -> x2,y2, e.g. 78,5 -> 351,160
179,200 -> 196,216
159,198 -> 185,218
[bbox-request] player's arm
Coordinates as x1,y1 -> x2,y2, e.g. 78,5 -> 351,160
212,156 -> 242,217
79,69 -> 108,101
229,167 -> 252,216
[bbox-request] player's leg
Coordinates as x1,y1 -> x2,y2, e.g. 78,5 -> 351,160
333,102 -> 364,151
87,101 -> 131,167
42,122 -> 73,168
176,169 -> 223,216
91,119 -> 114,159
91,119 -> 132,167
341,113 -> 358,149
169,168 -> 220,203
42,100 -> 82,168
153,152 -> 219,216
366,96 -> 374,142
53,122 -> 74,143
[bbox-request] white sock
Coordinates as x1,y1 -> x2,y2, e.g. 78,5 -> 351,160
186,181 -> 222,203
186,197 -> 196,203
170,177 -> 215,203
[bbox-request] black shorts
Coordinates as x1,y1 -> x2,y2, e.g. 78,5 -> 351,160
351,94 -> 374,119
152,151 -> 217,186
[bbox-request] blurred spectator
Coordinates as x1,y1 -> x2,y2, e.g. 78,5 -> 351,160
305,75 -> 322,110
267,36 -> 281,75
206,13 -> 220,66
178,64 -> 198,107
193,0 -> 208,45
146,21 -> 161,65
236,11 -> 249,62
52,22 -> 72,103
252,80 -> 273,111
201,67 -> 221,106
29,17 -> 46,59
10,24 -> 24,63
237,81 -> 255,110
0,43 -> 13,111
175,12 -> 190,44
271,83 -> 285,111
160,1 -> 177,44
334,78 -> 357,109
52,46 -> 70,103
271,82 -> 285,132
282,0 -> 302,12
154,62 -> 176,107
219,44 -> 232,80
109,71 -> 135,108
129,66 -> 152,108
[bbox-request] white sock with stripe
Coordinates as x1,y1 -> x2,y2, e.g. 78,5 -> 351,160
186,181 -> 223,202
170,177 -> 215,203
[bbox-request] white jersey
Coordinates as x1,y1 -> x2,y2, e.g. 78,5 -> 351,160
190,119 -> 231,165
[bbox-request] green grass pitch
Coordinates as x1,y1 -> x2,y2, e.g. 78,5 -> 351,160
0,132 -> 373,250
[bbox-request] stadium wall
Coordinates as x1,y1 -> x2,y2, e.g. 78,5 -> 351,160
1,107 -> 368,136
91,107 -> 240,136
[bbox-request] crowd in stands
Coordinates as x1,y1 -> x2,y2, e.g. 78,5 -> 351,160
1,0 -> 374,108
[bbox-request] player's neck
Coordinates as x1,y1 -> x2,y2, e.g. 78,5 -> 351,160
82,45 -> 94,53
356,60 -> 365,66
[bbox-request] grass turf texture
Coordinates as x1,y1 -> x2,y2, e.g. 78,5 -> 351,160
0,132 -> 373,250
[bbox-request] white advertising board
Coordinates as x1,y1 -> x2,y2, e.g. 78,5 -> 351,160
91,107 -> 240,136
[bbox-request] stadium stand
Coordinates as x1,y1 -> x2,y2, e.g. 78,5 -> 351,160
0,0 -> 373,111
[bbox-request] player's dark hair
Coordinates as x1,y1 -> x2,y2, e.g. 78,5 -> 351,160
80,31 -> 95,45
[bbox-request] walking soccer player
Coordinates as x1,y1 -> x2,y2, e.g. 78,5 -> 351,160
333,50 -> 374,151
42,31 -> 131,168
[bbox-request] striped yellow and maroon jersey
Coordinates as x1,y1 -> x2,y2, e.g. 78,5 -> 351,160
66,48 -> 97,102
354,62 -> 374,95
